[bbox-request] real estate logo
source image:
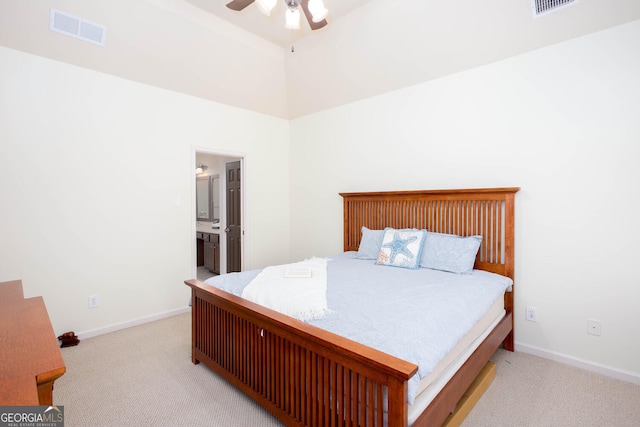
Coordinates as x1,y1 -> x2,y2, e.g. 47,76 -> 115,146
0,406 -> 64,427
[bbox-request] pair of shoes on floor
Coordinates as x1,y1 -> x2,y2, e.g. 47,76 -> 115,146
57,331 -> 80,347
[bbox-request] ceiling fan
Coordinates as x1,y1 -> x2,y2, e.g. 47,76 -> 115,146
226,0 -> 328,31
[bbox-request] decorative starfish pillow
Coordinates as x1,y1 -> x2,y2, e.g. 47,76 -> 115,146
376,228 -> 426,269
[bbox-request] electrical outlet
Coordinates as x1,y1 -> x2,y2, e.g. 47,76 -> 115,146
588,318 -> 602,336
88,295 -> 99,309
525,305 -> 537,322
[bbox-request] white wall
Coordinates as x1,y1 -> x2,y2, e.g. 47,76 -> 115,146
289,21 -> 640,380
0,46 -> 291,337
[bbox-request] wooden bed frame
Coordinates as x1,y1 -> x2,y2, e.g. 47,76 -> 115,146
185,187 -> 519,426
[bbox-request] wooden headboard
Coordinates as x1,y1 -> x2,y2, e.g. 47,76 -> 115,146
340,187 -> 519,279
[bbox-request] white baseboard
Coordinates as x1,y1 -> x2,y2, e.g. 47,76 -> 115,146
78,306 -> 191,340
515,342 -> 640,386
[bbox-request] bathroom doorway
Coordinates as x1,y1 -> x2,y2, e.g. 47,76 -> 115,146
194,150 -> 244,281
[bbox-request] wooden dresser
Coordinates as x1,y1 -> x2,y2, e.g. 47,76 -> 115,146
0,280 -> 66,405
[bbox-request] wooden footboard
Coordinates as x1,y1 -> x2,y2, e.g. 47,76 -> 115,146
186,279 -> 418,427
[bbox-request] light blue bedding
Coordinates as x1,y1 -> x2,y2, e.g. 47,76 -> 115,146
204,251 -> 512,403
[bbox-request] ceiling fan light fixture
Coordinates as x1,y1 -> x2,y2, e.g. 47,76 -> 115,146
256,0 -> 277,16
284,7 -> 301,30
308,0 -> 328,23
226,0 -> 327,31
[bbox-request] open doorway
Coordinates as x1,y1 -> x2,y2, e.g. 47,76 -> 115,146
194,151 -> 244,281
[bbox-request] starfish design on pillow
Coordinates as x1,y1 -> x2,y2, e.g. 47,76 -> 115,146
381,231 -> 418,263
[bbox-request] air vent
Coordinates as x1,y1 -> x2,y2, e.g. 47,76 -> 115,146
50,9 -> 106,46
532,0 -> 578,18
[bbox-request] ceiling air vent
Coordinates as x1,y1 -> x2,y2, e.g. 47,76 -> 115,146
50,9 -> 106,46
532,0 -> 578,18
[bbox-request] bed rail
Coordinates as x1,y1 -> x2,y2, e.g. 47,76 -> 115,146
186,279 -> 418,427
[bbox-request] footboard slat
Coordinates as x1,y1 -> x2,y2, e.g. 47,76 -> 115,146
187,280 -> 417,427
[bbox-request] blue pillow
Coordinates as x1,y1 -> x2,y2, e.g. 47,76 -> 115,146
376,228 -> 426,270
355,226 -> 385,260
419,231 -> 482,274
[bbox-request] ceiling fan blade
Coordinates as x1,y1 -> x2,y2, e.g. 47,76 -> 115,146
226,0 -> 255,11
300,0 -> 327,30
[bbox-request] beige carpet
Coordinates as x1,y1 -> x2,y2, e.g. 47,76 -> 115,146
54,313 -> 281,427
54,313 -> 640,426
463,348 -> 640,426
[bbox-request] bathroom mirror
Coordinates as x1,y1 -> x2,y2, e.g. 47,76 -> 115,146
196,175 -> 220,223
211,175 -> 220,222
196,176 -> 211,221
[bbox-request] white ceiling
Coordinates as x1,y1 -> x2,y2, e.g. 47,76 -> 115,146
183,0 -> 372,47
1,0 -> 639,119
